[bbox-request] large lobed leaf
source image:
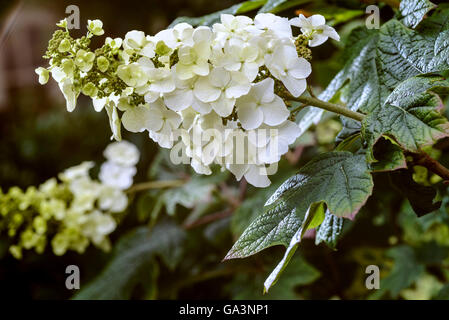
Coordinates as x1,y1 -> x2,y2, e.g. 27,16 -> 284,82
225,151 -> 373,261
315,5 -> 449,159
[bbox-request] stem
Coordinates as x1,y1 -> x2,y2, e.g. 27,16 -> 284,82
288,95 -> 365,122
410,151 -> 449,182
126,179 -> 185,193
183,208 -> 233,230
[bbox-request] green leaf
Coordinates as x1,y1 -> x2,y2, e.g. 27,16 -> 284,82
73,222 -> 186,300
315,210 -> 344,249
258,0 -> 311,14
399,0 -> 436,28
370,137 -> 407,172
369,246 -> 425,299
263,202 -> 322,292
169,0 -> 267,27
390,169 -> 441,216
362,92 -> 449,156
377,18 -> 449,92
326,7 -> 449,154
225,151 -> 373,261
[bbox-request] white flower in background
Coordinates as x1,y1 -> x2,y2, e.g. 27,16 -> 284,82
59,161 -> 95,182
69,177 -> 102,213
254,13 -> 292,39
104,140 -> 140,167
99,161 -> 136,190
290,14 -> 340,47
194,68 -> 250,117
175,27 -> 212,80
98,187 -> 128,213
81,210 -> 116,248
266,45 -> 312,97
236,78 -> 289,130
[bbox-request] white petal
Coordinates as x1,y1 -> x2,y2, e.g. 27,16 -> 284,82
191,98 -> 212,114
309,14 -> 326,27
150,77 -> 176,93
93,97 -> 106,112
237,103 -> 263,130
211,96 -> 235,117
252,78 -> 275,103
227,163 -> 249,181
289,57 -> 312,79
323,25 -> 340,41
242,62 -> 259,82
122,105 -> 162,132
244,165 -> 271,188
175,63 -> 195,80
261,96 -> 289,126
278,120 -> 301,145
192,60 -> 210,76
309,34 -> 328,47
194,77 -> 221,102
226,82 -> 251,99
164,89 -> 193,111
208,67 -> 231,88
193,26 -> 212,43
281,76 -> 307,97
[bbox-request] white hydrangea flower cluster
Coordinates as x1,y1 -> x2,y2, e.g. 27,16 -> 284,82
37,13 -> 339,188
1,140 -> 140,258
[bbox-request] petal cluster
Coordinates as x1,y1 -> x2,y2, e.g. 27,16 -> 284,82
37,13 -> 339,187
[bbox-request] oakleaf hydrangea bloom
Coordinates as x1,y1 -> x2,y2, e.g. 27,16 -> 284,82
0,140 -> 140,259
36,13 -> 339,187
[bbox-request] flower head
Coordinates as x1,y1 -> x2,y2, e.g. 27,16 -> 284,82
290,14 -> 340,47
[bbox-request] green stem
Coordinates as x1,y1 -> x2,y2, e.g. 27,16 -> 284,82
288,95 -> 365,122
126,179 -> 185,193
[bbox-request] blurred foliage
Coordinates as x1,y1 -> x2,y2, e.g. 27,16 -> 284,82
1,0 -> 449,300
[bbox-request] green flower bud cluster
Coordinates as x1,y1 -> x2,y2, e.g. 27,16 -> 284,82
37,18 -> 173,117
0,158 -> 129,259
295,35 -> 312,61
